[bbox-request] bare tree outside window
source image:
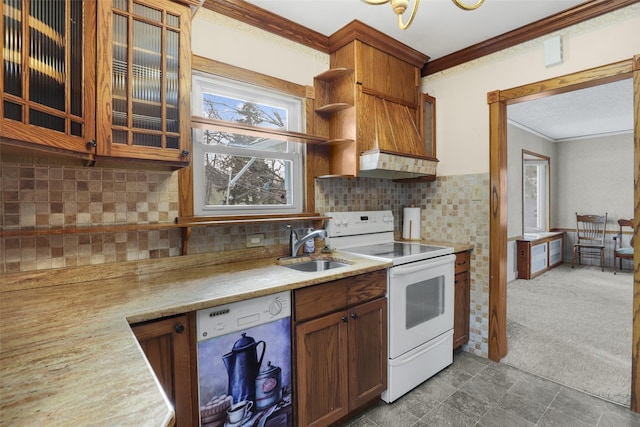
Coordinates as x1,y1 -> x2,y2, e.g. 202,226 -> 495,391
192,73 -> 303,216
201,93 -> 291,207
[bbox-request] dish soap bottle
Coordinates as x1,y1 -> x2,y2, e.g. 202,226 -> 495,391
303,228 -> 315,254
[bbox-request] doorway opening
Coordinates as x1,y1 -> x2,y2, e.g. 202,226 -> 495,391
487,57 -> 640,410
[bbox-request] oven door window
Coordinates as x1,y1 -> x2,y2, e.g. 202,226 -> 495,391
388,255 -> 455,359
406,276 -> 445,329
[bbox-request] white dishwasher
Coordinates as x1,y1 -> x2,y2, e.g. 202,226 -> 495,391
196,291 -> 292,427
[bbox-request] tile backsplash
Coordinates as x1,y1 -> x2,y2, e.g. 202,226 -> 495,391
0,161 -> 489,357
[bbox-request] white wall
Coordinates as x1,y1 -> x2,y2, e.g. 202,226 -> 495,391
556,133 -> 635,229
192,9 -> 329,87
422,4 -> 640,177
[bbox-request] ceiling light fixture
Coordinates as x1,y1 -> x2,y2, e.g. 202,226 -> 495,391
362,0 -> 485,30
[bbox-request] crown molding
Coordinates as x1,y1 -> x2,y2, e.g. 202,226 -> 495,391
202,0 -> 330,53
423,0 -> 639,76
329,20 -> 429,68
202,0 -> 637,76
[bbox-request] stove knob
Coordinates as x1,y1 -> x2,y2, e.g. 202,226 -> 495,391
342,218 -> 349,226
269,299 -> 283,316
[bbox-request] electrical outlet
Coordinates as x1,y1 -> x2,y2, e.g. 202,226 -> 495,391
246,234 -> 264,248
471,186 -> 483,201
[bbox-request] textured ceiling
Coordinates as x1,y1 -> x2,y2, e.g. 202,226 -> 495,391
244,0 -> 586,61
508,79 -> 634,141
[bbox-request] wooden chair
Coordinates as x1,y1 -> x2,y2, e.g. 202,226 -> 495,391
571,213 -> 607,271
613,219 -> 634,274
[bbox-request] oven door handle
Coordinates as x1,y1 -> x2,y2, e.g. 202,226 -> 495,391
390,254 -> 455,277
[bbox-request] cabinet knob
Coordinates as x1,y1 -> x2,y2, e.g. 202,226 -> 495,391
86,140 -> 97,150
174,324 -> 185,334
181,150 -> 189,157
341,316 -> 348,323
351,313 -> 358,320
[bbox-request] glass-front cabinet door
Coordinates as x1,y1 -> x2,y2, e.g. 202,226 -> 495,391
420,93 -> 436,160
96,0 -> 191,164
1,0 -> 96,156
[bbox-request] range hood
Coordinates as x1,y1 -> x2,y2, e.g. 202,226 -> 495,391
356,94 -> 437,180
359,150 -> 438,180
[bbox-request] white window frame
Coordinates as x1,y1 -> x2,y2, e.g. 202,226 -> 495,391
522,152 -> 550,233
192,72 -> 305,216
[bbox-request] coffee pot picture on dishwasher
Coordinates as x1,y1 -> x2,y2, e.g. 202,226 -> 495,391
196,291 -> 293,427
223,333 -> 266,404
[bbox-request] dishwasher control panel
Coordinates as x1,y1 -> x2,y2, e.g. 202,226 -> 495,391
196,291 -> 291,341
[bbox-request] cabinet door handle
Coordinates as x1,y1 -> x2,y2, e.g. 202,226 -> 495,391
341,316 -> 348,323
174,324 -> 185,334
351,313 -> 358,320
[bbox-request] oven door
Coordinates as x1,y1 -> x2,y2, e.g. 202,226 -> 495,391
388,254 -> 455,359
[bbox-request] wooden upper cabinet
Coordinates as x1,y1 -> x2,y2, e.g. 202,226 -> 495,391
1,0 -> 191,166
312,22 -> 436,178
96,0 -> 191,165
1,0 -> 97,157
351,41 -> 420,105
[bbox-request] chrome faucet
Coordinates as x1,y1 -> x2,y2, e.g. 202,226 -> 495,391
287,225 -> 327,257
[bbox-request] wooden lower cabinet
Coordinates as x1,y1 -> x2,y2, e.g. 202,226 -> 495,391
294,270 -> 387,427
296,310 -> 349,426
347,298 -> 388,409
517,232 -> 564,279
453,251 -> 471,350
131,313 -> 194,427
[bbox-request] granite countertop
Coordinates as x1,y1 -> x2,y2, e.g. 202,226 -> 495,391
0,250 -> 390,427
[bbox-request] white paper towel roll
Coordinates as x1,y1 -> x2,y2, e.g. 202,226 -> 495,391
402,207 -> 421,240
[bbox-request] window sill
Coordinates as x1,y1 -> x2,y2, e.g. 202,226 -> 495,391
175,212 -> 327,226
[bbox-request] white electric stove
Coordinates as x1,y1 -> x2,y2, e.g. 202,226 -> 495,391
325,210 -> 455,403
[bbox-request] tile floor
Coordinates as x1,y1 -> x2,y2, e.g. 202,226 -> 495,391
343,351 -> 640,427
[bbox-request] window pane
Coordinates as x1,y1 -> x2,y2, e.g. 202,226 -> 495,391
112,13 -> 128,127
523,159 -> 548,232
203,153 -> 291,207
524,164 -> 538,229
131,19 -> 161,131
200,129 -> 288,152
4,101 -> 22,121
29,0 -> 65,111
192,73 -> 303,216
70,0 -> 83,117
4,0 -> 23,97
30,108 -> 64,132
203,93 -> 288,130
166,30 -> 179,133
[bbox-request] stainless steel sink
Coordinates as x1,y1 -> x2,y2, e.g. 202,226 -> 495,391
283,259 -> 349,272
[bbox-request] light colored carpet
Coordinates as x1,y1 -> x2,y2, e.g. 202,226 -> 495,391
501,263 -> 633,406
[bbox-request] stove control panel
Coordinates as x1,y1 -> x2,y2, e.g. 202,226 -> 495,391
325,210 -> 395,237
